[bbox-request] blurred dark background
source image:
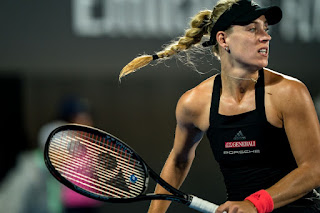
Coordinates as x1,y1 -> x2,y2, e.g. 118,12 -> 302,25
0,0 -> 319,212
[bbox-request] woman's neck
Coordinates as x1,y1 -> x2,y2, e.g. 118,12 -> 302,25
219,66 -> 260,103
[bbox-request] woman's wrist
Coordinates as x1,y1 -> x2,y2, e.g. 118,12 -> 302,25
244,190 -> 274,213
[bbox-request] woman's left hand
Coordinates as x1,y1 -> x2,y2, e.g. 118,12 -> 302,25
216,200 -> 257,213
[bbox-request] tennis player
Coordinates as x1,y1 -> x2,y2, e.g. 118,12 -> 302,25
120,0 -> 320,212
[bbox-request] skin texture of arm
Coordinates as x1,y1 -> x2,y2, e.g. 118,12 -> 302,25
147,78 -> 214,213
265,74 -> 320,207
216,71 -> 320,213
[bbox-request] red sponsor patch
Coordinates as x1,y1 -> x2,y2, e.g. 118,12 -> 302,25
225,141 -> 256,148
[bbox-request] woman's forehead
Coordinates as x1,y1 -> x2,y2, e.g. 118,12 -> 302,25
249,15 -> 268,25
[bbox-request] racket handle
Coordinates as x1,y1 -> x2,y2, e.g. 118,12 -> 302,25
189,195 -> 221,213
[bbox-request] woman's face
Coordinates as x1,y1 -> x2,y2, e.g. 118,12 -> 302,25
225,15 -> 271,70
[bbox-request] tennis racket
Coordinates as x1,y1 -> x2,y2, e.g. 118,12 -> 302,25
44,124 -> 219,213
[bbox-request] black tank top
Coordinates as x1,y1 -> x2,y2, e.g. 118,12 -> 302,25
206,69 -> 297,201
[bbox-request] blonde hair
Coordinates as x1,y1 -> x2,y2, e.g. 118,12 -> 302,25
119,0 -> 239,79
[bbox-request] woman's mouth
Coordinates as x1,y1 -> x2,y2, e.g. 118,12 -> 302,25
258,48 -> 268,56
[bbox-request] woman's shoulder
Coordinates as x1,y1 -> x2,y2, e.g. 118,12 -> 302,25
179,74 -> 217,106
175,74 -> 217,123
264,68 -> 307,93
264,68 -> 310,108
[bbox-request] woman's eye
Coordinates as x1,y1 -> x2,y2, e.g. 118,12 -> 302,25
249,28 -> 256,32
265,28 -> 269,33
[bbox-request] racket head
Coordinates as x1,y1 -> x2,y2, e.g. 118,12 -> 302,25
44,124 -> 149,203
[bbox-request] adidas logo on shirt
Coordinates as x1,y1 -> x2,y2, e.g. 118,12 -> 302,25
233,130 -> 246,141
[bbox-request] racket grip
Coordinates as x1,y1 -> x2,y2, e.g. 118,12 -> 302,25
189,195 -> 221,213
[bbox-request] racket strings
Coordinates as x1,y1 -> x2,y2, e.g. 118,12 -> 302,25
49,148 -> 145,195
48,130 -> 147,198
49,134 -> 143,197
49,141 -> 145,191
76,134 -> 142,169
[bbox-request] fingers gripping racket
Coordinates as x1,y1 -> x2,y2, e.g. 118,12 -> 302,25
44,124 -> 219,213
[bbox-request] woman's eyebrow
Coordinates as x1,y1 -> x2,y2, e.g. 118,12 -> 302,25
251,20 -> 269,26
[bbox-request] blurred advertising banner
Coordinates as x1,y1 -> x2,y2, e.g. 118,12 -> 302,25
72,0 -> 320,43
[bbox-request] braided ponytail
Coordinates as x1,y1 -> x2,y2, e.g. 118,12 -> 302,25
119,10 -> 212,79
119,0 -> 239,79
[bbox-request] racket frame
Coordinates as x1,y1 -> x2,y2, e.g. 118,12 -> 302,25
44,124 -> 190,205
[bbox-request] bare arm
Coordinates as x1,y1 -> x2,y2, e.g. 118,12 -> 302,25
265,79 -> 320,208
148,86 -> 209,213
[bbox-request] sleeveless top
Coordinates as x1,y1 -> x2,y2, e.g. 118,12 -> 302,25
206,69 -> 297,201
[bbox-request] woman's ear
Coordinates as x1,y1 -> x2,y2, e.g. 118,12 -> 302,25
216,31 -> 229,49
216,31 -> 228,50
